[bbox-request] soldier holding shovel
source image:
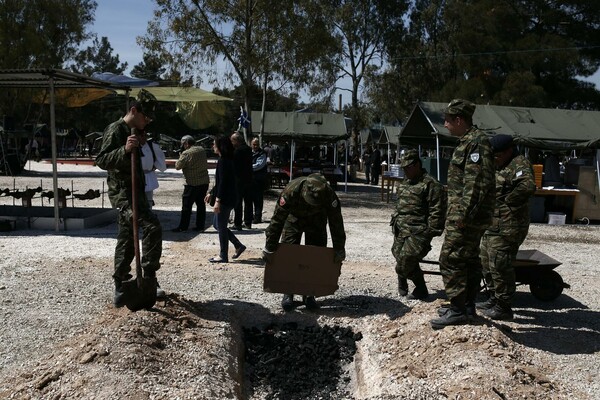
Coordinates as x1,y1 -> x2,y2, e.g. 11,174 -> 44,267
96,90 -> 164,309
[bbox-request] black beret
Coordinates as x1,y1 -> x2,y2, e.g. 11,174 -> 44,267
490,134 -> 514,152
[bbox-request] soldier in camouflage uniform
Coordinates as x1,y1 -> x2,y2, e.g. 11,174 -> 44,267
478,134 -> 536,320
263,173 -> 346,311
390,149 -> 446,300
430,99 -> 496,329
95,90 -> 164,308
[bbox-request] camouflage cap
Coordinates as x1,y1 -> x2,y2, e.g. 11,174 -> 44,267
302,173 -> 329,206
489,134 -> 514,152
132,89 -> 157,120
400,149 -> 421,168
442,98 -> 476,118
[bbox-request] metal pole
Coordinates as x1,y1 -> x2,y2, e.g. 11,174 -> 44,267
435,132 -> 441,181
49,76 -> 60,232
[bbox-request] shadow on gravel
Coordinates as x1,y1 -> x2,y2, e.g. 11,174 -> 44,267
503,293 -> 600,355
317,294 -> 411,320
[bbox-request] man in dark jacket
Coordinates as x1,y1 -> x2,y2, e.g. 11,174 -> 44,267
95,90 -> 164,307
371,147 -> 381,185
251,137 -> 268,223
231,132 -> 254,230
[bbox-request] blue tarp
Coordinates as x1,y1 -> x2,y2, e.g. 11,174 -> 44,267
91,72 -> 159,87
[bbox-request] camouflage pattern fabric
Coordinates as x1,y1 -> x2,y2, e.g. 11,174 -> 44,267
391,170 -> 446,280
265,175 -> 345,253
95,119 -> 162,280
480,154 -> 536,306
439,126 -> 495,307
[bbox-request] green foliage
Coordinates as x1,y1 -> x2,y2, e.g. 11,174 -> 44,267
369,0 -> 600,122
141,0 -> 338,118
0,0 -> 97,69
71,36 -> 127,75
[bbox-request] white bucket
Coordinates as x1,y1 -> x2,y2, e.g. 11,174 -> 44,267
547,212 -> 566,225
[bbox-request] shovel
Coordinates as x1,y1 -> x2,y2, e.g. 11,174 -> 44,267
122,133 -> 157,311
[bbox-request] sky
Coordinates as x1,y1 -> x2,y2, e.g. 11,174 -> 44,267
90,0 -> 600,100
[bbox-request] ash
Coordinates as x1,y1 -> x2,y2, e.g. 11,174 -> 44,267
244,322 -> 363,400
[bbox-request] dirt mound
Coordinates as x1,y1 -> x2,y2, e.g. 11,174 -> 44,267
0,293 -> 584,400
1,294 -> 242,399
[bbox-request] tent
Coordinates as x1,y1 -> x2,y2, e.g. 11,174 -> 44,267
251,111 -> 349,143
0,68 -> 130,231
401,102 -> 600,150
401,101 -> 600,191
251,111 -> 349,184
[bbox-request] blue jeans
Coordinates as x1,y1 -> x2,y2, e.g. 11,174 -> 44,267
213,204 -> 243,261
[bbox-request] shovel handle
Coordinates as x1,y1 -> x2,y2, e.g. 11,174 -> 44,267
131,129 -> 142,280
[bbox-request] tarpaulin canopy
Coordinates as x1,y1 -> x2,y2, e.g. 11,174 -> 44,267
251,111 -> 349,143
401,102 -> 600,150
121,86 -> 232,102
118,87 -> 233,130
91,72 -> 159,87
0,68 -> 131,231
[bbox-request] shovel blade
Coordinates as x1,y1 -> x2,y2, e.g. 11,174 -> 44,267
122,276 -> 158,312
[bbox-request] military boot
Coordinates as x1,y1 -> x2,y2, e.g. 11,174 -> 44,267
437,303 -> 476,319
430,304 -> 468,329
113,274 -> 132,308
476,291 -> 496,311
484,303 -> 514,321
302,295 -> 319,310
281,294 -> 294,311
406,275 -> 428,300
397,276 -> 409,296
144,269 -> 166,299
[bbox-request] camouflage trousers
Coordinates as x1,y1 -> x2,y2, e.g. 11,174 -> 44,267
391,234 -> 432,281
480,230 -> 528,307
438,224 -> 487,307
280,214 -> 327,247
113,206 -> 163,281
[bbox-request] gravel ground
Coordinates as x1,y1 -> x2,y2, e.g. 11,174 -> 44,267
0,160 -> 599,399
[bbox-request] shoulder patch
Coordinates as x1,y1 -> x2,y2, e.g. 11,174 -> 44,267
469,153 -> 480,163
279,197 -> 286,207
516,170 -> 523,177
331,199 -> 338,208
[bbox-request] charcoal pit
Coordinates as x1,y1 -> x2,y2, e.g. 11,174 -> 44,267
243,322 -> 362,400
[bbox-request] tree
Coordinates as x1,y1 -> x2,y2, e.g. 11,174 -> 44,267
131,53 -> 168,82
371,0 -> 600,119
140,0 -> 338,139
0,0 -> 97,126
71,36 -> 127,75
321,0 -> 410,146
0,0 -> 97,70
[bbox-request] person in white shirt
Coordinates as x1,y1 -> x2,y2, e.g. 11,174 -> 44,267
138,131 -> 167,209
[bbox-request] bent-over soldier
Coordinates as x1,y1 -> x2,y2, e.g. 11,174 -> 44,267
264,173 -> 346,311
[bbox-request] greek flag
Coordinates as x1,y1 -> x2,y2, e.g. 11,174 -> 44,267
238,106 -> 251,129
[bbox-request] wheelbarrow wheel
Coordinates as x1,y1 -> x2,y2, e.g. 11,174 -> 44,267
529,270 -> 564,301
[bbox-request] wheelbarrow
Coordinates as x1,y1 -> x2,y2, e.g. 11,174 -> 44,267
421,249 -> 570,301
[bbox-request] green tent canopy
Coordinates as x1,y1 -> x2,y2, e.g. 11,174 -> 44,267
251,111 -> 349,143
401,102 -> 600,150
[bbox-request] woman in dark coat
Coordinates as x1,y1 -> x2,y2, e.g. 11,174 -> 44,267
204,135 -> 246,262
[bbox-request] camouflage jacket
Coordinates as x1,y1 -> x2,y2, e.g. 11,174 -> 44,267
486,154 -> 536,237
265,176 -> 346,252
95,118 -> 148,211
446,126 -> 495,228
390,170 -> 447,239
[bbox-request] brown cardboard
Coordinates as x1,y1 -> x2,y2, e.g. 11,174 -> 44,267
263,243 -> 341,296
